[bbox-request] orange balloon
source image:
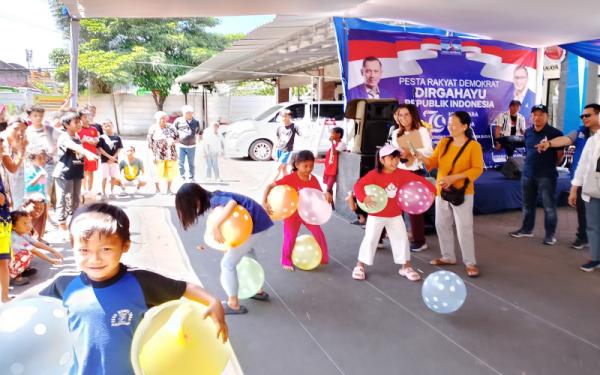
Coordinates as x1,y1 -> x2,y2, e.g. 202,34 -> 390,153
205,204 -> 253,251
267,185 -> 299,220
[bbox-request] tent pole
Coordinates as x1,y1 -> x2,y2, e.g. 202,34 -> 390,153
69,17 -> 80,108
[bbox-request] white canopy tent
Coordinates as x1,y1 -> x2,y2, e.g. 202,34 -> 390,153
60,0 -> 600,105
62,0 -> 600,47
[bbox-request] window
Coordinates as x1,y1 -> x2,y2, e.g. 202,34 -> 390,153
310,104 -> 345,121
546,78 -> 559,126
273,103 -> 305,122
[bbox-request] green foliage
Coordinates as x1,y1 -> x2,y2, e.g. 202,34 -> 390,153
48,1 -> 243,109
231,80 -> 276,96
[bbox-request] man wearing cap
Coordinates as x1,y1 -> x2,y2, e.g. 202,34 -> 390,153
535,103 -> 600,250
493,100 -> 527,157
509,104 -> 563,245
173,105 -> 200,181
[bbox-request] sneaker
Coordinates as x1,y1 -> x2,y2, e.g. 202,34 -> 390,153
570,239 -> 588,250
543,236 -> 557,246
509,229 -> 534,238
119,191 -> 128,197
410,242 -> 429,252
579,260 -> 600,272
377,241 -> 385,249
21,267 -> 38,277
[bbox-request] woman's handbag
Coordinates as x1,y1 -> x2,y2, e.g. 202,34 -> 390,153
440,139 -> 472,206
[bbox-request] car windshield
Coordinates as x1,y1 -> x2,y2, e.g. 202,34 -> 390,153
254,105 -> 284,121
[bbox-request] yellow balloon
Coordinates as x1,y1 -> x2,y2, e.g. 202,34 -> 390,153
132,300 -> 232,375
292,235 -> 323,271
267,185 -> 299,220
204,204 -> 253,251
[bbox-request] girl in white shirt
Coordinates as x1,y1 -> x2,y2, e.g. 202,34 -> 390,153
389,104 -> 434,252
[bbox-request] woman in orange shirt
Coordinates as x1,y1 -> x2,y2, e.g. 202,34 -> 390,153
418,111 -> 484,277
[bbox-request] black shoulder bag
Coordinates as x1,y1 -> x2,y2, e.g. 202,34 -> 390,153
440,139 -> 472,206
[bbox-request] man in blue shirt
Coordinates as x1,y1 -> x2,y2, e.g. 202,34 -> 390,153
536,103 -> 600,249
509,104 -> 564,245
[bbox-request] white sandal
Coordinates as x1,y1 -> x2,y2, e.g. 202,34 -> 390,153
399,266 -> 421,281
352,265 -> 366,280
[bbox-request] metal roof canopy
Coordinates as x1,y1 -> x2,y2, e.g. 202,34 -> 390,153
64,0 -> 600,47
176,16 -> 340,85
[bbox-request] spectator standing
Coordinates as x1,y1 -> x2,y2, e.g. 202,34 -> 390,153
418,111 -> 484,277
96,120 -> 123,199
536,103 -> 600,249
53,111 -> 99,230
203,122 -> 224,182
147,111 -> 179,194
173,105 -> 200,181
78,110 -> 100,194
509,104 -> 564,245
391,104 -> 433,252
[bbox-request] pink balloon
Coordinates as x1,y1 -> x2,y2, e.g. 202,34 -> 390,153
398,180 -> 435,215
298,188 -> 332,225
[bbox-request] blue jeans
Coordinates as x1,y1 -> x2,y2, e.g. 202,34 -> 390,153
178,146 -> 196,179
521,176 -> 557,237
206,154 -> 220,179
585,198 -> 600,261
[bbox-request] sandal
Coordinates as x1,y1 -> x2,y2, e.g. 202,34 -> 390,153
10,276 -> 30,286
466,265 -> 480,278
399,266 -> 421,281
250,291 -> 270,301
430,258 -> 457,266
221,301 -> 248,315
352,265 -> 366,280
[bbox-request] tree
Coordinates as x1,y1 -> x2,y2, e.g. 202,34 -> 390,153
48,3 -> 241,110
179,82 -> 192,104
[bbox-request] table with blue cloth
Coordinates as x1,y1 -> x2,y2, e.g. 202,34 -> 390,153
473,170 -> 572,214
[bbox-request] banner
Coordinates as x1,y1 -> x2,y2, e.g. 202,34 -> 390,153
334,18 -> 537,167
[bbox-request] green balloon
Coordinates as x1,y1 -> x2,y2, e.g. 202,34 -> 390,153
357,184 -> 388,214
236,257 -> 265,300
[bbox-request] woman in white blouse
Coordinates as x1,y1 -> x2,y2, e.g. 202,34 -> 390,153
390,104 -> 434,252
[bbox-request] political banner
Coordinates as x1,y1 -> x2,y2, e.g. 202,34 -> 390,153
334,18 -> 537,167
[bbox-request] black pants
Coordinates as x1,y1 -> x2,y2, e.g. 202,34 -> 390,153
498,136 -> 525,157
576,186 -> 588,242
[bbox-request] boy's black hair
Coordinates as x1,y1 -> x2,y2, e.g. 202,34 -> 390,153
26,105 -> 45,115
375,148 -> 401,173
69,203 -> 131,244
291,150 -> 315,171
60,110 -> 80,128
175,183 -> 212,230
332,127 -> 344,138
583,103 -> 600,114
10,210 -> 30,225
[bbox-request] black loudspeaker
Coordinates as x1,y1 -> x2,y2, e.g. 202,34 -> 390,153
345,99 -> 398,154
501,156 -> 525,179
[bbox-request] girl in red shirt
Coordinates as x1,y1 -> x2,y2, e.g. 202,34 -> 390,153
263,151 -> 332,271
353,144 -> 434,281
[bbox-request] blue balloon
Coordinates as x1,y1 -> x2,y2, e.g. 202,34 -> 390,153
421,270 -> 467,314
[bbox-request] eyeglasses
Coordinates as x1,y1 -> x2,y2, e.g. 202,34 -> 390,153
580,113 -> 593,119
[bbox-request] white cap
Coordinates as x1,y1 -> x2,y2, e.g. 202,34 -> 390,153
181,105 -> 194,114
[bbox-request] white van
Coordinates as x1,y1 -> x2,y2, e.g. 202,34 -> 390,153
222,101 -> 346,161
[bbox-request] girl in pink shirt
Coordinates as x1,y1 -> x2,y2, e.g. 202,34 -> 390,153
263,151 -> 332,271
353,144 -> 434,281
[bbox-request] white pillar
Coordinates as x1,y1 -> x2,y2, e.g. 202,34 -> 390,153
535,48 -> 544,104
69,18 -> 80,108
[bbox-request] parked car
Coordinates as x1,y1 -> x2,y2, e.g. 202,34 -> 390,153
222,101 -> 347,161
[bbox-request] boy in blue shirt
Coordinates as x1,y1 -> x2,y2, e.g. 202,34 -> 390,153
39,203 -> 227,375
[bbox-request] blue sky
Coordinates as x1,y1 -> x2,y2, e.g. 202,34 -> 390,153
0,0 -> 274,68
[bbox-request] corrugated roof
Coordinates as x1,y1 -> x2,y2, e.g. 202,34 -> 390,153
176,16 -> 339,84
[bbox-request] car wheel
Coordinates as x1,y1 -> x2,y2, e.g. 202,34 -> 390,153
249,139 -> 273,161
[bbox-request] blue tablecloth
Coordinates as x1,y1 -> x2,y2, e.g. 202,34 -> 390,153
473,170 -> 571,214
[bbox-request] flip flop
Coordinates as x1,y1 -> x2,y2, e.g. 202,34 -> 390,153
250,291 -> 270,301
221,301 -> 248,315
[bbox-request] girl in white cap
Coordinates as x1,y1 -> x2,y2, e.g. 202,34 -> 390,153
352,143 -> 434,281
